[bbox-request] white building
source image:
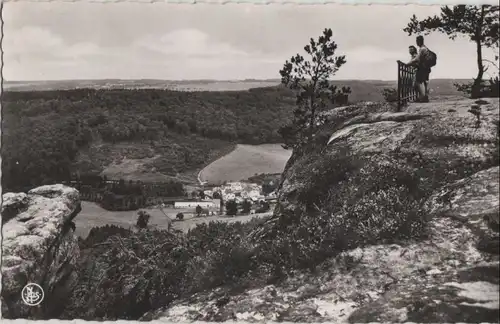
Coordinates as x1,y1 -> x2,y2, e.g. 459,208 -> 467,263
174,201 -> 215,209
248,190 -> 261,199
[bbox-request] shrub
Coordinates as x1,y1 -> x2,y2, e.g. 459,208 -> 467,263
195,205 -> 203,217
241,199 -> 252,214
64,220 -> 266,320
381,87 -> 399,103
225,200 -> 238,216
176,212 -> 184,221
80,224 -> 132,249
136,210 -> 150,229
454,77 -> 500,98
257,155 -> 430,273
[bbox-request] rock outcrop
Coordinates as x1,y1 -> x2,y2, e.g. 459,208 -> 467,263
1,184 -> 82,319
145,98 -> 499,322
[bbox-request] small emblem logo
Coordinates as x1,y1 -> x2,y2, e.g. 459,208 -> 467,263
21,283 -> 44,306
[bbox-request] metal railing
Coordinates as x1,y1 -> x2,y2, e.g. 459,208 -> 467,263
397,61 -> 418,110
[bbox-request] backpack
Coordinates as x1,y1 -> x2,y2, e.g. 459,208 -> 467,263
427,49 -> 437,68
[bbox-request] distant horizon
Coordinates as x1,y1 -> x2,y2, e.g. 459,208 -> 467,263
4,77 -> 473,84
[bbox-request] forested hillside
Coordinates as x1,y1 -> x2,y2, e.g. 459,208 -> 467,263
1,87 -> 296,192
1,79 -> 465,193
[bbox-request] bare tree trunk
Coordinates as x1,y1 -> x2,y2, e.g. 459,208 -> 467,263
472,6 -> 486,98
473,39 -> 485,98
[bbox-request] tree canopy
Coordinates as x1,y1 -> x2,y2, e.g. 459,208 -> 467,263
1,87 -> 296,192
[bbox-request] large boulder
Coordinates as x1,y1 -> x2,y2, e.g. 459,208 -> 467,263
425,166 -> 500,254
1,184 -> 82,319
274,98 -> 499,226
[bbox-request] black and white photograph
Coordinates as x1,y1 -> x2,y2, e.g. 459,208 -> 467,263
1,1 -> 499,322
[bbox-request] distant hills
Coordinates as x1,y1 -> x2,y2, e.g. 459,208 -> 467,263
3,79 -> 470,99
3,79 -> 282,92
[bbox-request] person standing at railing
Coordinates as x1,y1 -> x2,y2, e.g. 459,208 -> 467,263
409,36 -> 433,102
408,46 -> 419,95
399,38 -> 433,102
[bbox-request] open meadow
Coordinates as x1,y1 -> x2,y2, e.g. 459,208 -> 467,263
74,201 -> 272,238
198,143 -> 292,184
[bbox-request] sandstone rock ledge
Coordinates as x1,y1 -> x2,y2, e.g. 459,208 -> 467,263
1,184 -> 82,319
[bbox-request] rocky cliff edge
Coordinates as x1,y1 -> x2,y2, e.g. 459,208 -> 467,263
1,184 -> 81,319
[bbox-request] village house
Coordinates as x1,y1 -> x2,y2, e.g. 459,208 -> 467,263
174,201 -> 215,209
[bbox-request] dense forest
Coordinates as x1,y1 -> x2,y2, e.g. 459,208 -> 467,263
1,87 -> 296,192
65,176 -> 186,211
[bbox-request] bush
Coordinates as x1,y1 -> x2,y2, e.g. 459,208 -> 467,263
454,77 -> 500,98
80,224 -> 132,249
256,154 -> 430,273
176,212 -> 184,221
136,210 -> 150,229
381,87 -> 399,103
64,220 -> 267,320
225,200 -> 238,216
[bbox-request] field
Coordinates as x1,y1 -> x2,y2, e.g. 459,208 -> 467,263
198,144 -> 292,184
74,201 -> 271,238
3,79 -> 281,92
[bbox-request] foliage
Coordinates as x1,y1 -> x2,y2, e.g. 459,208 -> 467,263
1,87 -> 296,192
195,205 -> 203,217
278,28 -> 351,150
241,199 -> 252,214
468,104 -> 482,128
454,76 -> 500,98
404,5 -> 499,97
176,213 -> 184,221
65,219 -> 269,320
225,200 -> 238,216
257,154 -> 430,273
79,224 -> 132,249
246,173 -> 281,185
256,201 -> 271,213
381,87 -> 399,103
136,211 -> 151,229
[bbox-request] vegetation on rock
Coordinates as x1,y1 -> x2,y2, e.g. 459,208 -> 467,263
278,28 -> 351,150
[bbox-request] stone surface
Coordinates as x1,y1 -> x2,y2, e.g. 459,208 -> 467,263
425,166 -> 500,254
1,184 -> 82,319
426,166 -> 499,227
279,98 -> 498,221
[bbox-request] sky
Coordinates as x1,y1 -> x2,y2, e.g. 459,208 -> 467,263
2,2 -> 498,81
